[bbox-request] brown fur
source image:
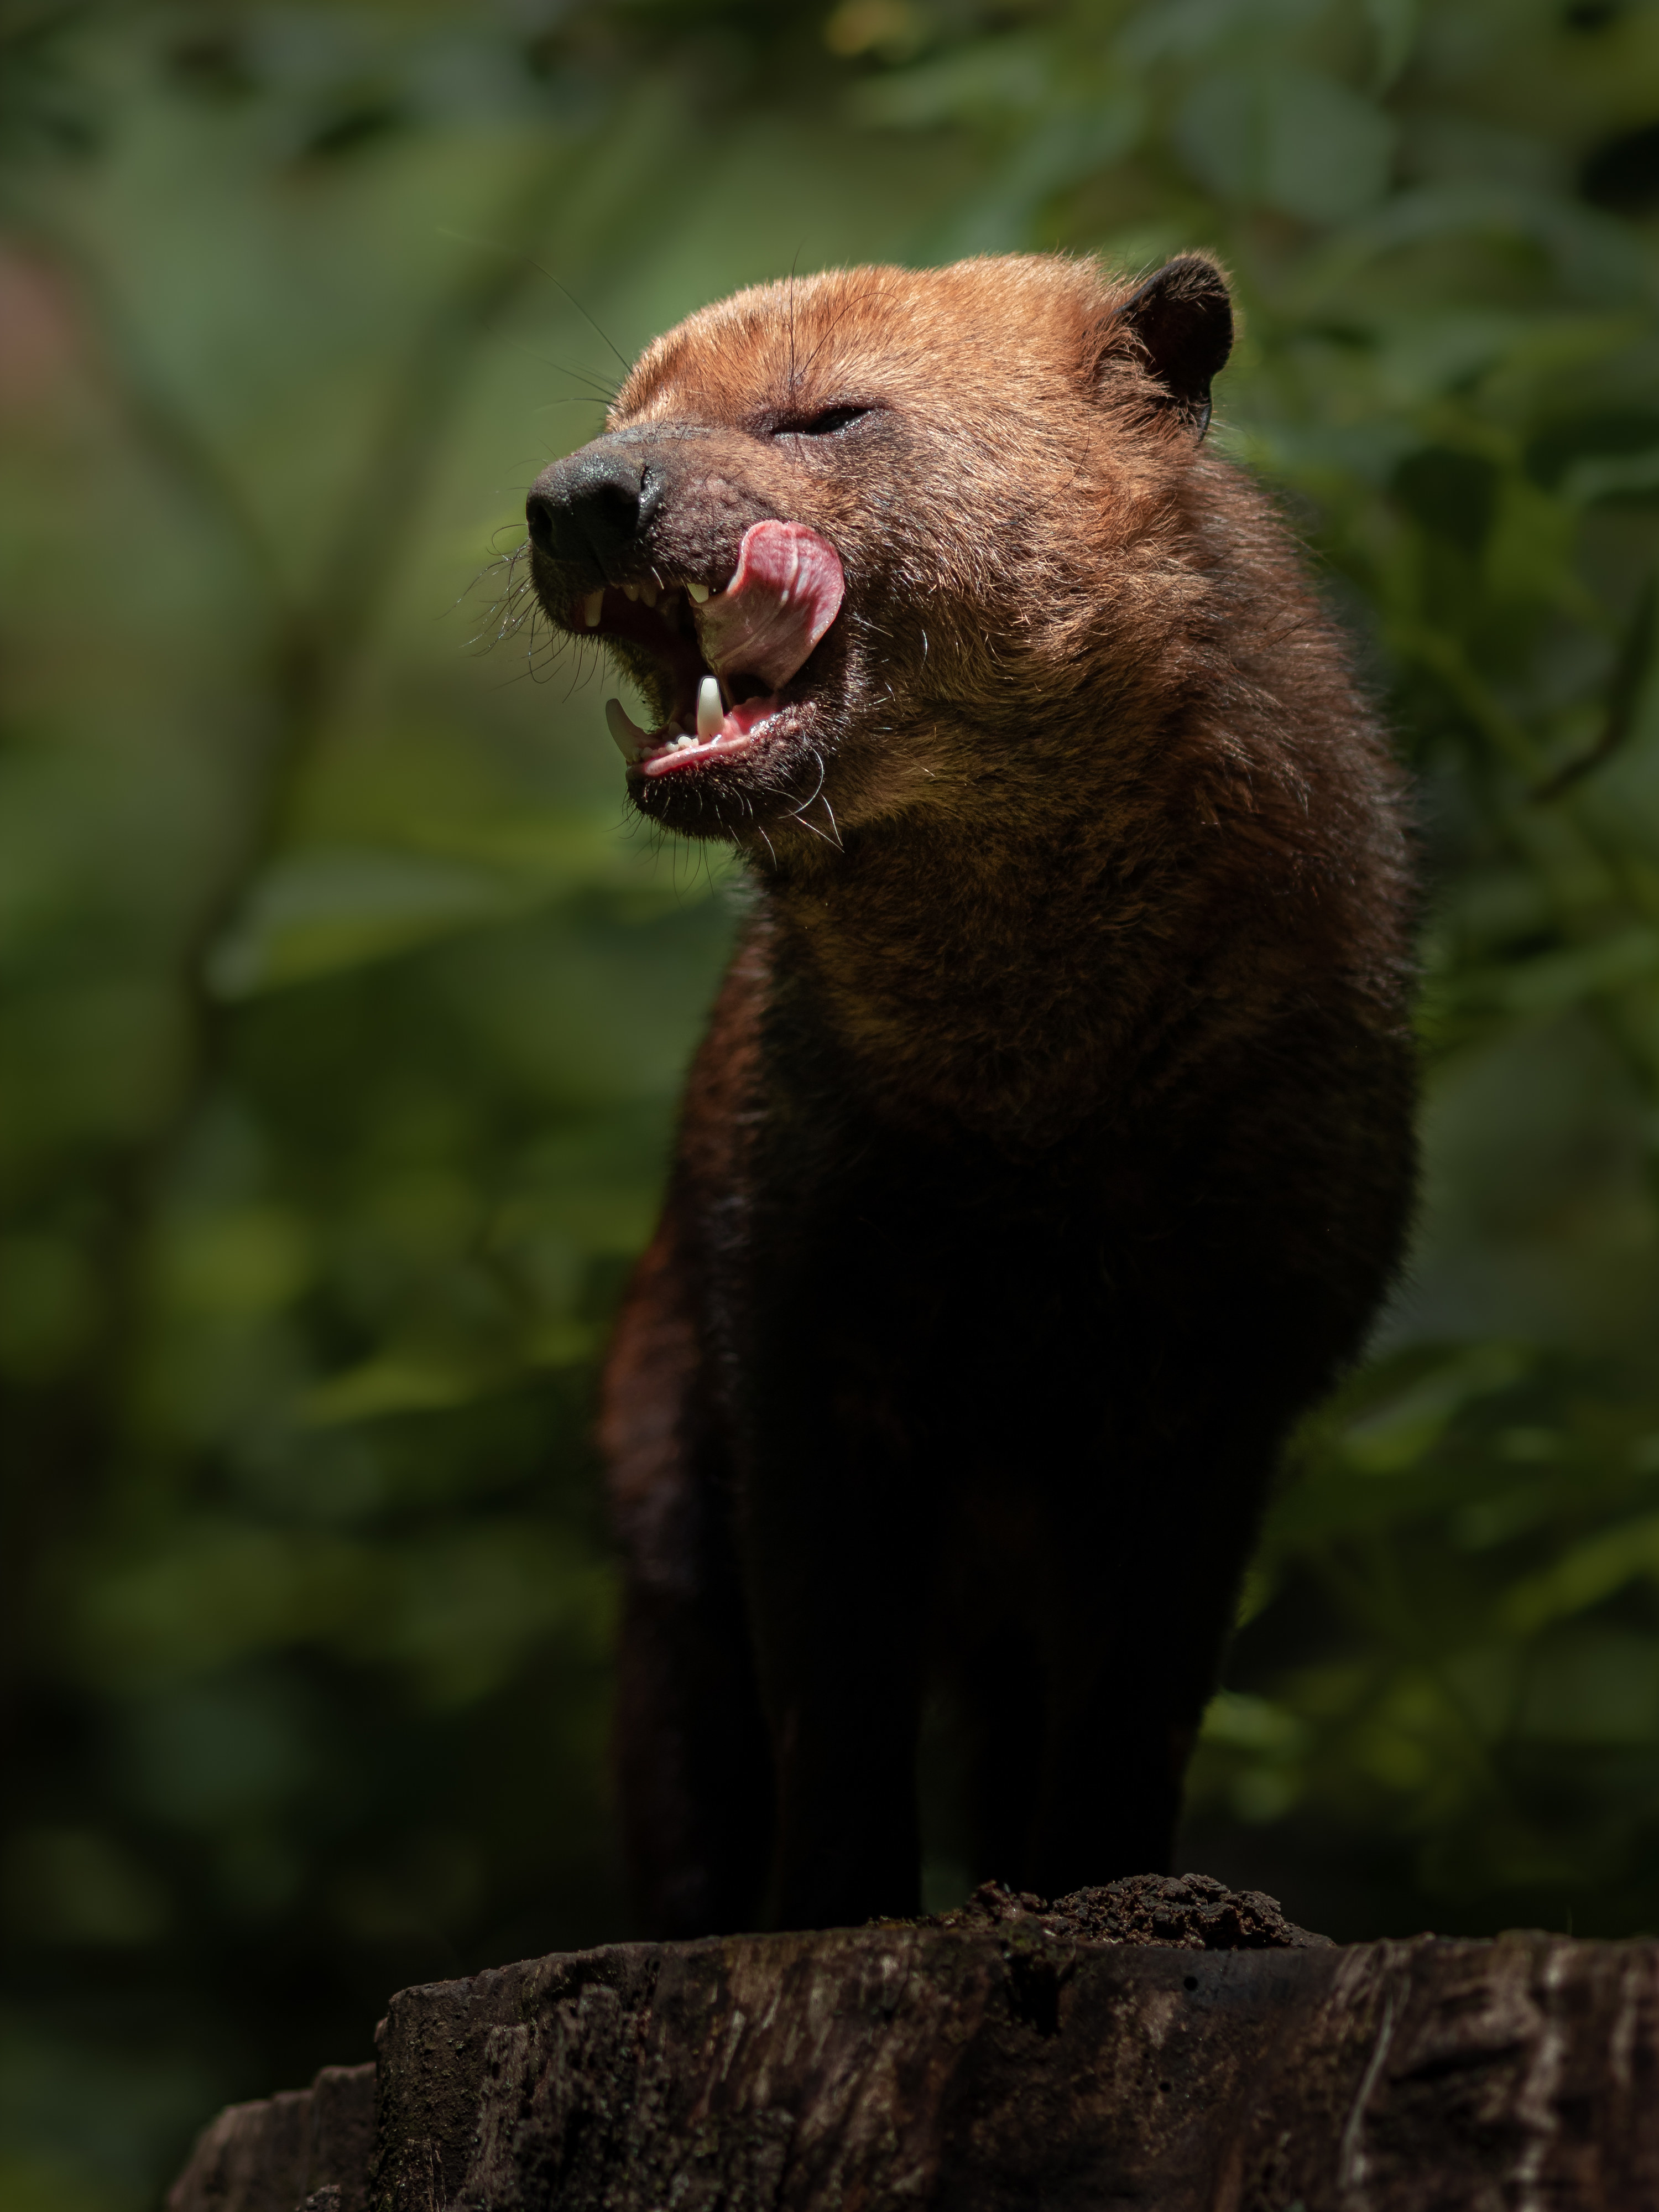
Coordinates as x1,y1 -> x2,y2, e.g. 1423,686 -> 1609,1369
527,254 -> 1415,1935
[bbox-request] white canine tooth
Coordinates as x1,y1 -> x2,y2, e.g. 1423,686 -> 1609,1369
687,581 -> 711,603
604,696 -> 646,759
696,676 -> 723,740
583,590 -> 604,627
622,582 -> 639,602
638,580 -> 658,607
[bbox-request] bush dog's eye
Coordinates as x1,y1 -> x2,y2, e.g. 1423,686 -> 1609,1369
776,405 -> 871,438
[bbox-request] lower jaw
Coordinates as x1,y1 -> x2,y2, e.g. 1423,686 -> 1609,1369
628,713 -> 842,841
633,695 -> 799,779
637,726 -> 760,778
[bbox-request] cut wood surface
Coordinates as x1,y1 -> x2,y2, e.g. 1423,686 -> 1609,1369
166,1876 -> 1659,2211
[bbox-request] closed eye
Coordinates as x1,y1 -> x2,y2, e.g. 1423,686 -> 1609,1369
774,404 -> 873,438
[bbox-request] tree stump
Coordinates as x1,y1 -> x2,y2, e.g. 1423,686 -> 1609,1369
166,1876 -> 1659,2210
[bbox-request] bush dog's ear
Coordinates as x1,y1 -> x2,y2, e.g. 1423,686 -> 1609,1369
1105,256 -> 1233,439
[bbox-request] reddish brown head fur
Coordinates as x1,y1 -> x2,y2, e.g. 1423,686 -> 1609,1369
534,254 -> 1259,840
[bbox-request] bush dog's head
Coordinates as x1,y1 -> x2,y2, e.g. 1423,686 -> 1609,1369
526,254 -> 1233,858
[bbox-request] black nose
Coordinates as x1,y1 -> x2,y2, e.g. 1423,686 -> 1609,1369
526,443 -> 662,572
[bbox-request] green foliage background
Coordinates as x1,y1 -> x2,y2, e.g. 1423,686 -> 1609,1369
4,0 -> 1659,2203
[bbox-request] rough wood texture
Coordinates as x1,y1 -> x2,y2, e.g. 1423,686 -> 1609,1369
166,2060 -> 374,2212
168,1880 -> 1659,2211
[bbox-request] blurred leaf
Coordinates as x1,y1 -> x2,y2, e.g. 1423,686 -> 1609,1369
850,36 -> 1052,128
1174,66 -> 1395,223
1505,1512 -> 1659,1632
300,1357 -> 504,1425
1364,0 -> 1420,91
207,847 -> 543,997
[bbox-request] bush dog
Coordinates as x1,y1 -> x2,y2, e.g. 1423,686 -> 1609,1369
525,254 -> 1416,1937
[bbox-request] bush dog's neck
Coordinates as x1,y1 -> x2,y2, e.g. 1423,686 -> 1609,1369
744,660 -> 1398,1143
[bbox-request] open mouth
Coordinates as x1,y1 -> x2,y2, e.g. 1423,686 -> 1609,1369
572,521 -> 846,779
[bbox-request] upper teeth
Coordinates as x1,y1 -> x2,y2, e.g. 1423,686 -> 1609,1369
581,579 -> 722,636
602,577 -> 715,608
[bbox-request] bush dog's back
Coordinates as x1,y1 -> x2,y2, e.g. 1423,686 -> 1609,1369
526,254 -> 1415,1936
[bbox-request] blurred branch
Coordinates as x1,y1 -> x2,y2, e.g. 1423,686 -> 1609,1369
63,245 -> 290,609
1534,569 -> 1658,802
1,145 -> 587,1576
1303,1538 -> 1508,1800
192,76 -> 685,950
1386,621 -> 1547,783
163,153 -> 586,1022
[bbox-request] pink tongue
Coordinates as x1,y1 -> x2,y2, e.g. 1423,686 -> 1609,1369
692,521 -> 844,691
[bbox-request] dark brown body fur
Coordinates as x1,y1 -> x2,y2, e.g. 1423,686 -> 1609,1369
526,255 -> 1416,1937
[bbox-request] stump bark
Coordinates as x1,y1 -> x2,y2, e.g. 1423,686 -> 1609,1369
167,1876 -> 1659,2211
